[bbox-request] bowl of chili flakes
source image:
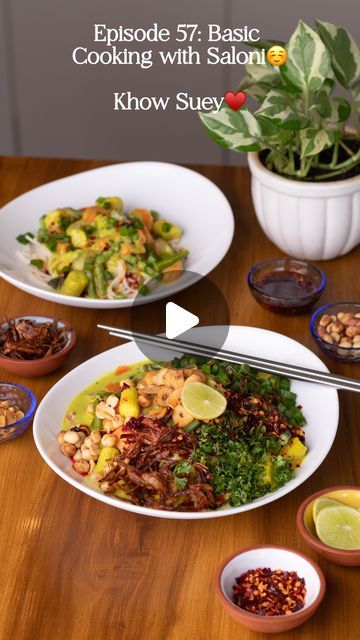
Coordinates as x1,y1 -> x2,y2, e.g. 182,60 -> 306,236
215,545 -> 326,633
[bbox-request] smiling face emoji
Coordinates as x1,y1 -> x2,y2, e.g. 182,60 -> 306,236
267,46 -> 287,66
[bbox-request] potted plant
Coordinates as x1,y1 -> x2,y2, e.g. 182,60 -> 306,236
199,20 -> 360,260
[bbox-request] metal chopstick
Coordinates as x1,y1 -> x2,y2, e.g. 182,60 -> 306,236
97,324 -> 360,394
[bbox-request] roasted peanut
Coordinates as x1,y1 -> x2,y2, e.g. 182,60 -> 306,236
60,443 -> 77,457
318,310 -> 360,350
319,314 -> 331,327
73,460 -> 90,474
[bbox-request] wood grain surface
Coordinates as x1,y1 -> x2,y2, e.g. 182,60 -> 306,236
0,156 -> 359,640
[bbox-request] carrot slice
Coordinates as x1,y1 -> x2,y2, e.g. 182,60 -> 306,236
115,365 -> 130,376
132,208 -> 154,230
105,382 -> 123,393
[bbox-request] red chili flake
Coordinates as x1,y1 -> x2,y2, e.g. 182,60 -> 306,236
233,567 -> 306,616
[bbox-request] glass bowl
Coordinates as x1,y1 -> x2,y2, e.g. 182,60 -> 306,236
248,259 -> 326,315
310,302 -> 360,362
0,383 -> 37,442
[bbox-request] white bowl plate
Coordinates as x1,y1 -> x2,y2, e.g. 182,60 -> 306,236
0,162 -> 234,308
33,326 -> 339,519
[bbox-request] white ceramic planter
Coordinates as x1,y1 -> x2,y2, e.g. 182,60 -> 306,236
248,152 -> 360,260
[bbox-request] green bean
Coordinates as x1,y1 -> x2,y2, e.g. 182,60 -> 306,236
184,420 -> 201,432
95,242 -> 120,266
84,258 -> 96,298
94,263 -> 107,298
90,415 -> 102,431
155,250 -> 189,272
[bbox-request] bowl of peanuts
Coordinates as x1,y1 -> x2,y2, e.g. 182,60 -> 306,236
0,382 -> 36,442
311,303 -> 360,362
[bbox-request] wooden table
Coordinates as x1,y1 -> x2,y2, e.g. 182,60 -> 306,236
0,156 -> 359,640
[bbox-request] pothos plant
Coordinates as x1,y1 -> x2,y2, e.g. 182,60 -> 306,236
199,20 -> 360,181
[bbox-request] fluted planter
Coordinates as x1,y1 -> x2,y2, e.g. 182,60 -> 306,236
248,152 -> 360,260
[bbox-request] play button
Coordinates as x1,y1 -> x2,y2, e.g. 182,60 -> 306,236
130,269 -> 230,363
165,302 -> 199,339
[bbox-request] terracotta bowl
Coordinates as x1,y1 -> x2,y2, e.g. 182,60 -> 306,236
215,546 -> 326,633
0,316 -> 76,377
297,486 -> 360,566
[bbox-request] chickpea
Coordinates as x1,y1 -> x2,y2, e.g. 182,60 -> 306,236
95,402 -> 115,420
106,394 -> 119,408
101,434 -> 117,447
81,448 -> 93,462
73,449 -> 83,461
331,332 -> 341,344
102,419 -> 116,433
89,430 -> 101,444
323,334 -> 334,345
63,431 -> 81,446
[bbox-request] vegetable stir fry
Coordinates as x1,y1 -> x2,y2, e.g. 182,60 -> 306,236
17,197 -> 188,299
58,356 -> 308,512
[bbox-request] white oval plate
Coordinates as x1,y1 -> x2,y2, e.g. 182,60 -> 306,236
0,162 -> 234,308
33,326 -> 339,519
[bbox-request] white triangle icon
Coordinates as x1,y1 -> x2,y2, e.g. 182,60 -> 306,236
166,302 -> 199,340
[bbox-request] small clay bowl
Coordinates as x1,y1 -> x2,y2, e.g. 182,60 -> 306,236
0,316 -> 76,377
297,486 -> 360,566
215,546 -> 325,633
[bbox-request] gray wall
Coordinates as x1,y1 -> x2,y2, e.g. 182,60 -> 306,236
0,0 -> 359,165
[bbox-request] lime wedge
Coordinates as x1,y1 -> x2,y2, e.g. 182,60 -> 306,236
315,505 -> 360,550
181,382 -> 227,420
313,497 -> 342,522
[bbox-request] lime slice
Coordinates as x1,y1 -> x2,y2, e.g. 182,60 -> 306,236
181,382 -> 227,420
315,505 -> 360,550
313,497 -> 342,522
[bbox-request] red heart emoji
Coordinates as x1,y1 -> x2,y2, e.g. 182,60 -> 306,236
224,91 -> 247,111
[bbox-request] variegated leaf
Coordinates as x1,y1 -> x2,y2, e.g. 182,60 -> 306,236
312,93 -> 351,122
282,20 -> 331,92
237,58 -> 281,103
255,88 -> 309,130
299,128 -> 335,158
315,20 -> 360,87
245,58 -> 280,83
199,105 -> 263,152
351,79 -> 360,114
